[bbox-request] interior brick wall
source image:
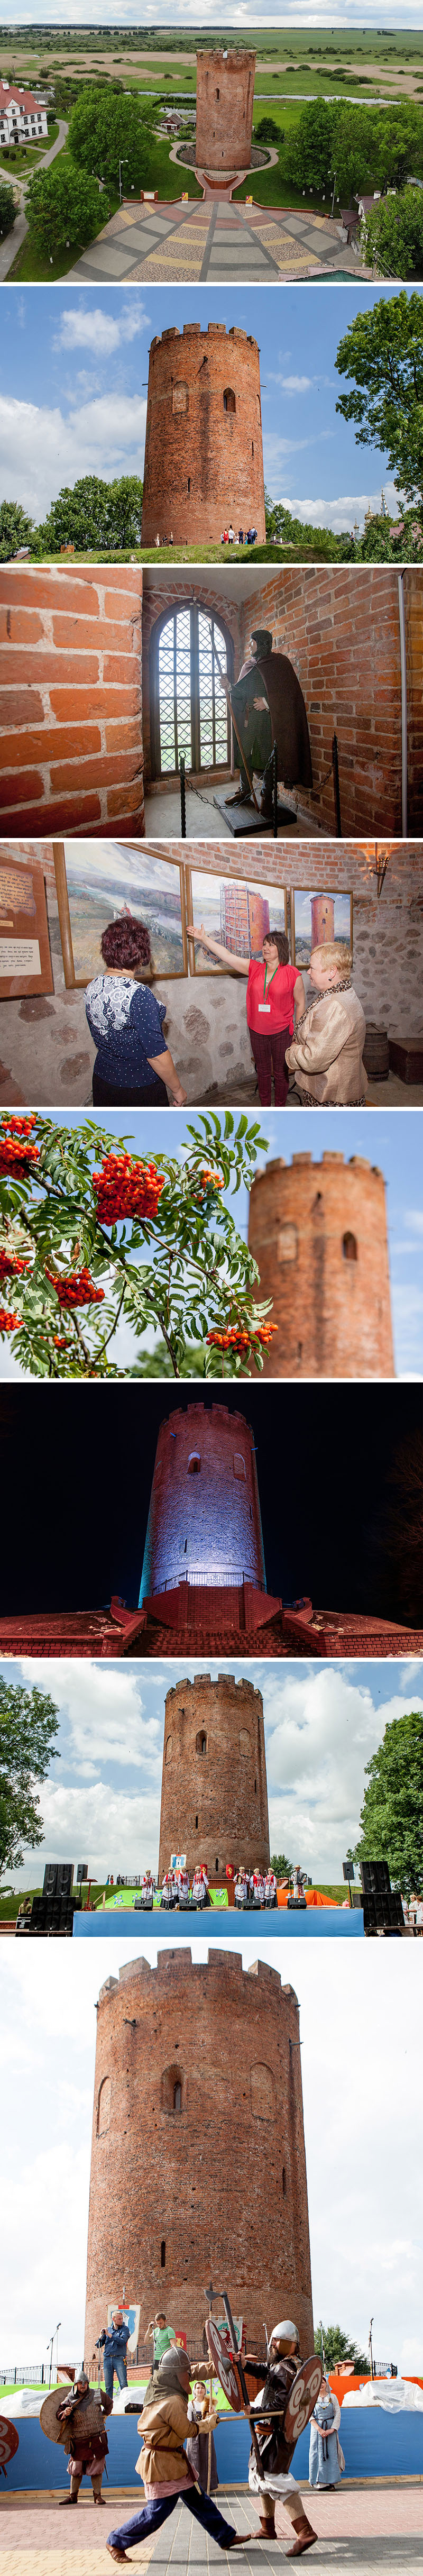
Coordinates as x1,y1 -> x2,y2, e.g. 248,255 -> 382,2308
404,569 -> 423,832
85,1950 -> 313,2357
237,569 -> 405,836
0,567 -> 144,838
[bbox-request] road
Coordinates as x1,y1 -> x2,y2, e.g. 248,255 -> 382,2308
0,117 -> 68,280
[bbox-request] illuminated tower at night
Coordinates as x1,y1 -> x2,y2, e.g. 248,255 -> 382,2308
139,1404 -> 266,1605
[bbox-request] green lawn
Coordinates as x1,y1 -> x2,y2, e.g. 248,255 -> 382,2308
0,122 -> 59,175
7,150 -> 119,279
140,137 -> 201,197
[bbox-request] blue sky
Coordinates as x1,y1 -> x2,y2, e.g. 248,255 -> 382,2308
3,4 -> 422,24
1,281 -> 412,535
2,1103 -> 422,1381
3,1649 -> 422,1888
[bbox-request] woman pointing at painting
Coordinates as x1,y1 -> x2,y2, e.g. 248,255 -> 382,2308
186,921 -> 305,1108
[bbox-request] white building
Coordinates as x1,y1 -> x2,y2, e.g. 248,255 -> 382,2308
0,84 -> 48,149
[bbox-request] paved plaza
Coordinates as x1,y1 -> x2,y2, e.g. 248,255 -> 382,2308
70,198 -> 363,286
1,2484 -> 422,2575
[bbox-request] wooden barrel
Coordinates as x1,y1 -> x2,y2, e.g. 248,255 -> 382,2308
363,1023 -> 390,1080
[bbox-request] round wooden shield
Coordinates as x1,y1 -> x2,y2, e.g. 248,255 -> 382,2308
40,2386 -> 83,2445
205,2320 -> 242,2411
0,2417 -> 20,2468
283,2356 -> 324,2445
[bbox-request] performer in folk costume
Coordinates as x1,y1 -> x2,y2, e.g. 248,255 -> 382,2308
192,1864 -> 210,1908
309,2377 -> 344,2490
106,2344 -> 254,2562
186,2380 -> 219,2495
41,2371 -> 113,2509
252,1869 -> 265,1909
161,1868 -> 178,1909
245,2321 -> 318,2557
234,1867 -> 248,1909
141,1870 -> 154,1909
176,1865 -> 190,1907
264,1868 -> 278,1909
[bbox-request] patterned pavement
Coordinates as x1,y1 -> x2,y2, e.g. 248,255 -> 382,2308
1,2484 -> 422,2573
70,198 -> 360,285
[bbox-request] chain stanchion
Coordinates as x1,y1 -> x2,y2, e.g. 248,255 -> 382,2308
272,741 -> 278,838
180,753 -> 186,840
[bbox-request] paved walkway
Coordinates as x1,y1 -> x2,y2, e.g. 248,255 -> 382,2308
1,2485 -> 422,2573
70,196 -> 363,285
0,120 -> 68,278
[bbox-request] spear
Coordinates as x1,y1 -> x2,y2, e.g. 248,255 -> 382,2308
205,620 -> 261,815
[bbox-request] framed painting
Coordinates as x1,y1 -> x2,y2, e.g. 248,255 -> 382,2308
291,888 -> 353,968
0,858 -> 53,999
185,865 -> 288,974
53,841 -> 187,988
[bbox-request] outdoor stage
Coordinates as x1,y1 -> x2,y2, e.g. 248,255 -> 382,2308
72,1905 -> 364,1941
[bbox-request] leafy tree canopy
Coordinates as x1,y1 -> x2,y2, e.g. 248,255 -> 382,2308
0,499 -> 35,562
363,186 -> 423,284
270,1852 -> 292,1876
0,1676 -> 59,1876
353,1709 -> 423,1898
314,2324 -> 369,2375
68,82 -> 157,190
37,472 -> 144,556
0,178 -> 16,240
283,96 -> 423,203
255,116 -> 281,145
335,290 -> 423,506
25,159 -> 108,256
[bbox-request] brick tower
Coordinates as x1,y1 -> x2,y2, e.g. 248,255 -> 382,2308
196,48 -> 256,176
85,1949 -> 314,2358
310,894 -> 335,947
139,1404 -> 267,1604
248,1152 -> 395,1380
141,325 -> 265,548
159,1673 -> 270,1880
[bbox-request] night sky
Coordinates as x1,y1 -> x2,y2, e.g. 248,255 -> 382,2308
2,1382 -> 422,1626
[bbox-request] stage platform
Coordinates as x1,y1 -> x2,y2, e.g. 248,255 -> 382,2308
73,1904 -> 364,1941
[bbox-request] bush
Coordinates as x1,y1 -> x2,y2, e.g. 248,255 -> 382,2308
0,179 -> 16,237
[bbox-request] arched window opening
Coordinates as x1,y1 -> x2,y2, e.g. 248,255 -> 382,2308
223,387 -> 236,414
252,441 -> 254,457
164,1735 -> 172,1765
160,2240 -> 166,2269
215,1855 -> 219,1871
188,1452 -> 201,1475
343,1231 -> 357,1262
234,1452 -> 246,1480
97,2077 -> 111,2137
173,2081 -> 182,2113
254,1776 -> 257,1794
187,476 -> 191,493
172,380 -> 188,415
282,2165 -> 287,2198
152,603 -> 233,780
196,1730 -> 207,1755
215,85 -> 220,97
195,1814 -> 198,1829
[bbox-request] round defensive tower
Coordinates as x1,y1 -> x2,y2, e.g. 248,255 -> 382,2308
85,1949 -> 314,2359
159,1673 -> 270,1881
196,48 -> 256,177
248,1152 -> 395,1380
139,1404 -> 266,1604
141,325 -> 265,549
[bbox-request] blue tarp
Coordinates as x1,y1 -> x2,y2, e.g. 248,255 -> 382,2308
3,2404 -> 421,2491
73,1908 -> 364,1942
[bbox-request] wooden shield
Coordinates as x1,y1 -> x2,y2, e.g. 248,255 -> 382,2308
283,2356 -> 324,2445
0,2417 -> 19,2469
206,2320 -> 242,2411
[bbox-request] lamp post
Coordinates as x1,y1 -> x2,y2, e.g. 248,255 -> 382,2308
330,169 -> 337,218
118,156 -> 127,205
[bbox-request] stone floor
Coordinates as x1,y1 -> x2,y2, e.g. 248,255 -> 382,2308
1,2485 -> 422,2574
143,788 -> 319,840
69,197 -> 363,286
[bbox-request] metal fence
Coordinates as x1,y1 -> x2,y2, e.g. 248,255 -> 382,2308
157,1571 -> 264,1594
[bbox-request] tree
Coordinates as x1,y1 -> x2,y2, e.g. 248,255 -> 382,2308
255,116 -> 281,146
353,1710 -> 423,1898
0,178 -> 16,240
0,499 -> 36,562
270,1852 -> 292,1877
363,186 -> 423,284
25,160 -> 108,259
335,291 -> 423,507
284,97 -> 335,195
105,474 -> 144,548
68,82 -> 157,193
314,2325 -> 369,2375
0,1676 -> 59,1876
38,472 -> 145,556
0,1109 -> 278,1381
375,104 -> 423,189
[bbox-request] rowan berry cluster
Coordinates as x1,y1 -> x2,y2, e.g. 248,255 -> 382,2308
207,1320 -> 278,1354
0,1115 -> 40,1178
195,1168 -> 225,1196
92,1153 -> 164,1226
0,1247 -> 30,1277
0,1307 -> 22,1333
46,1268 -> 105,1308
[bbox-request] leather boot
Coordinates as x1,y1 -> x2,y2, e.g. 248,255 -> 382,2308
285,2513 -> 318,2557
259,2517 -> 276,2537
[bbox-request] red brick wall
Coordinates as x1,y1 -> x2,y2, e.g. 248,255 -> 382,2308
140,1404 -> 266,1600
85,1949 -> 313,2357
404,569 -> 423,832
158,1673 -> 270,1879
0,567 -> 144,838
237,569 -> 404,836
141,327 -> 265,548
196,49 -> 256,170
249,1152 -> 395,1380
143,832 -> 423,898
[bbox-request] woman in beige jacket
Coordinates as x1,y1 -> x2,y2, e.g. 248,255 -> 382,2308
286,942 -> 367,1106
106,2345 -> 253,2563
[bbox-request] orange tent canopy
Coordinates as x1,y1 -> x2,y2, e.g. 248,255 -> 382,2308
277,1887 -> 338,1910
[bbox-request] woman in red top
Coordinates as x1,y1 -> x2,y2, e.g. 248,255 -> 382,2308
187,922 -> 305,1106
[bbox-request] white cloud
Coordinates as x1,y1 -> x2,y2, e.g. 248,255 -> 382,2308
0,391 -> 147,523
39,1778 -> 161,1877
18,1660 -> 162,1777
53,301 -> 150,357
272,481 -> 400,533
263,1668 -> 423,1878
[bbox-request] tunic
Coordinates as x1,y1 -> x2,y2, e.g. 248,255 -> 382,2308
308,2393 -> 342,2488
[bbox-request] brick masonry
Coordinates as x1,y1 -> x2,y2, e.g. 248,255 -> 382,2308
196,49 -> 256,172
141,329 -> 265,548
158,1672 -> 270,1879
248,1152 -> 395,1379
0,567 -> 144,838
84,1949 -> 314,2357
140,1404 -> 266,1601
0,838 -> 421,1106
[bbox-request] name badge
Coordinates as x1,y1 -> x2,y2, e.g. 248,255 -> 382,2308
258,1003 -> 271,1014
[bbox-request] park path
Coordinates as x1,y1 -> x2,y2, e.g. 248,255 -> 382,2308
0,119 -> 68,280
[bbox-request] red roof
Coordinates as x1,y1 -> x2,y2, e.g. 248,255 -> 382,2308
0,84 -> 45,113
